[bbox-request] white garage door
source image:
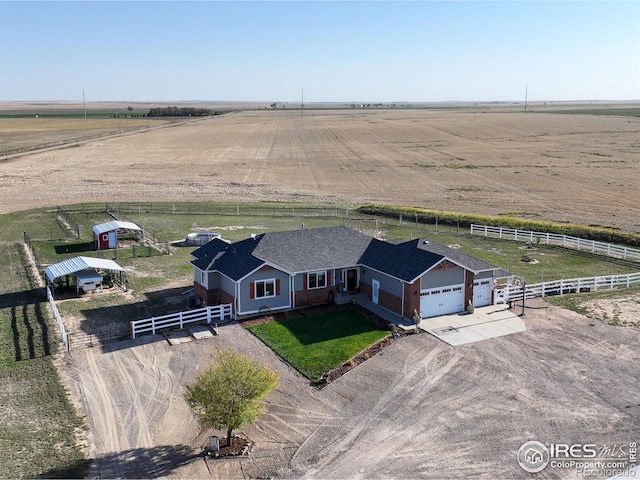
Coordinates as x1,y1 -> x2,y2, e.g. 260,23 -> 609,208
473,280 -> 493,307
420,284 -> 465,318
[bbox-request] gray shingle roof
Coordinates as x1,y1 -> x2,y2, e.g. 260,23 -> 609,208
416,239 -> 498,273
192,226 -> 500,282
253,226 -> 372,272
191,237 -> 265,280
359,238 -> 444,282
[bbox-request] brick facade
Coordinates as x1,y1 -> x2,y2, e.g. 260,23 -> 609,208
294,286 -> 334,307
403,281 -> 420,319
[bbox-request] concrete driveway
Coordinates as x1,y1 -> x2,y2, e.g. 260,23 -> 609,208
418,304 -> 526,346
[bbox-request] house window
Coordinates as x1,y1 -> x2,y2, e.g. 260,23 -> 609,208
200,270 -> 207,286
255,279 -> 276,298
308,271 -> 327,289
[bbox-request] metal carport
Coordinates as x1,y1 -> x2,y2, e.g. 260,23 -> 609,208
45,256 -> 128,293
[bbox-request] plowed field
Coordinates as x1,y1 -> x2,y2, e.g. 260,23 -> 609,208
2,107 -> 639,230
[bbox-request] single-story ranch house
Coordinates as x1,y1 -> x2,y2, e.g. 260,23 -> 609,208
191,226 -> 504,320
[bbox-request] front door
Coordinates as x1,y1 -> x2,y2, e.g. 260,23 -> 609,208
372,279 -> 380,304
345,268 -> 358,291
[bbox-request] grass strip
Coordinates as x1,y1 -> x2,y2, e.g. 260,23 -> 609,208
358,204 -> 640,247
0,244 -> 90,478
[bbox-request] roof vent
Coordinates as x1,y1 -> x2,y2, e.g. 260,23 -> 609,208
250,233 -> 257,239
423,240 -> 429,245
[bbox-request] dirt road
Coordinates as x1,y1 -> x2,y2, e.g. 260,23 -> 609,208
59,299 -> 640,479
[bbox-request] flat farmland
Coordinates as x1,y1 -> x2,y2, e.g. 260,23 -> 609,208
1,107 -> 639,231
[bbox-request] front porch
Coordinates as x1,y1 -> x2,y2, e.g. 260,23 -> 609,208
334,291 -> 416,330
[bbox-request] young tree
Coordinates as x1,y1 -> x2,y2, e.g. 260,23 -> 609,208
184,349 -> 279,446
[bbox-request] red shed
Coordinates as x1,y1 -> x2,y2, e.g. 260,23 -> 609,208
92,220 -> 143,250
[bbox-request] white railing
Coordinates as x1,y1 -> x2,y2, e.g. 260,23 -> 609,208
46,286 -> 69,352
494,272 -> 640,303
471,225 -> 640,262
130,304 -> 233,339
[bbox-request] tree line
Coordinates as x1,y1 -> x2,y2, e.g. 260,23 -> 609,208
146,106 -> 213,117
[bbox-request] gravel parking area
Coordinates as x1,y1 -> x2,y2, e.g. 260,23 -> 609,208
59,298 -> 640,479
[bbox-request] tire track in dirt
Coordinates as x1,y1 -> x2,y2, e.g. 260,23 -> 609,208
320,122 -> 379,193
82,349 -> 125,478
288,337 -> 467,478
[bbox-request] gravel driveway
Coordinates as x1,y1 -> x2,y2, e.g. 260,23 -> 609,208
60,299 -> 640,479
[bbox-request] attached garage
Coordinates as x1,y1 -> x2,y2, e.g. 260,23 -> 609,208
473,279 -> 493,307
420,283 -> 465,318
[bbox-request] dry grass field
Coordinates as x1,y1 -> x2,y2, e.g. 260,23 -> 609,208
1,104 -> 639,232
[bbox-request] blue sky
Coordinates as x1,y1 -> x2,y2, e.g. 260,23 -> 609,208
1,1 -> 639,102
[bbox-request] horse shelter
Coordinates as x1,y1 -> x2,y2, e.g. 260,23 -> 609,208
45,256 -> 128,296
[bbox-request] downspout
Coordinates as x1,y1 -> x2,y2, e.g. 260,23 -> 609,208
291,274 -> 295,309
235,280 -> 240,317
401,281 -> 405,321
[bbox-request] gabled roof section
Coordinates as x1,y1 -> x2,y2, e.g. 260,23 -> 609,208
252,226 -> 373,273
191,236 -> 265,281
45,256 -> 125,282
92,220 -> 142,235
417,239 -> 499,273
359,238 -> 445,282
190,226 -> 500,284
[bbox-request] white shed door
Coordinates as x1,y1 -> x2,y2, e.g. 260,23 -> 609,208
420,284 -> 465,318
108,231 -> 117,248
473,280 -> 493,307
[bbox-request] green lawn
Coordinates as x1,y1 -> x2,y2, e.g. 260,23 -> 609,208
247,310 -> 391,381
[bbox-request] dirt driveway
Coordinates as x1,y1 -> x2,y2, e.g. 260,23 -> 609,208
60,299 -> 640,479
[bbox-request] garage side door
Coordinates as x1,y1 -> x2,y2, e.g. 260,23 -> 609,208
420,284 -> 465,318
473,280 -> 493,307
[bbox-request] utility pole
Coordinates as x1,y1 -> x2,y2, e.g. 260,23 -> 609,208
524,85 -> 528,113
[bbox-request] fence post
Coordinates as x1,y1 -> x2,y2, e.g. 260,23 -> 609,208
151,318 -> 156,335
207,306 -> 212,324
179,311 -> 183,330
130,321 -> 135,339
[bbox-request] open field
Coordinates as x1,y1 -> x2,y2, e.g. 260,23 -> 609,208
1,105 -> 639,232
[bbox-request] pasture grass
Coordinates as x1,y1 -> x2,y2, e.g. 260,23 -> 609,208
247,309 -> 390,381
0,244 -> 90,479
14,201 -> 640,290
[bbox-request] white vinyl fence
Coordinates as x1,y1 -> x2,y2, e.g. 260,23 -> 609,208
471,224 -> 640,261
130,304 -> 233,339
47,286 -> 69,352
494,273 -> 640,304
